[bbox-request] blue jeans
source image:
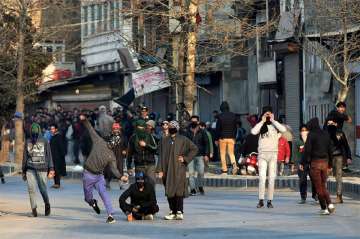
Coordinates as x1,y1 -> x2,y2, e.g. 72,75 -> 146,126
83,170 -> 114,215
188,156 -> 205,190
26,170 -> 49,209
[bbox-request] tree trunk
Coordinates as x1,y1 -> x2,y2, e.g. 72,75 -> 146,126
184,0 -> 199,116
337,85 -> 349,103
14,4 -> 26,170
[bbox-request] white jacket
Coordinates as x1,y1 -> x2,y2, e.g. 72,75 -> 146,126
251,120 -> 287,154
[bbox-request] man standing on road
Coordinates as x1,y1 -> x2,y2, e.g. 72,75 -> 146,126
157,121 -> 198,220
49,124 -> 67,189
127,120 -> 158,186
215,101 -> 239,175
251,106 -> 287,209
301,118 -> 335,215
22,123 -> 55,217
184,116 -> 209,196
80,114 -> 125,224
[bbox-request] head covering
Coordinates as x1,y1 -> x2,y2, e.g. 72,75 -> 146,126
141,106 -> 148,112
262,106 -> 273,115
112,123 -> 121,130
99,105 -> 106,112
135,171 -> 145,182
31,123 -> 41,134
146,120 -> 156,128
220,101 -> 230,113
14,112 -> 23,119
162,120 -> 169,125
134,119 -> 146,128
169,120 -> 180,130
306,117 -> 321,131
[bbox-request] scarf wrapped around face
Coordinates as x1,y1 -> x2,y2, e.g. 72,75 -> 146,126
134,120 -> 152,152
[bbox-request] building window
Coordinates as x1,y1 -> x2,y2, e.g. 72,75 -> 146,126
104,2 -> 108,32
83,6 -> 88,37
309,54 -> 315,73
97,4 -> 103,33
115,0 -> 120,29
90,5 -> 95,34
110,1 -> 115,30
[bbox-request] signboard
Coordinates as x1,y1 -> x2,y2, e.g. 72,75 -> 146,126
132,66 -> 170,97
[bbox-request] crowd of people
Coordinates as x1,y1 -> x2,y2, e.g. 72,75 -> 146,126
0,100 -> 354,223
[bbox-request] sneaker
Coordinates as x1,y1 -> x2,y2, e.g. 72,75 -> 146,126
144,214 -> 154,220
232,164 -> 239,175
164,213 -> 176,220
45,204 -> 51,216
175,211 -> 184,220
106,182 -> 111,190
1,177 -> 5,184
127,214 -> 134,221
257,200 -> 264,208
298,199 -> 306,204
32,208 -> 38,217
190,189 -> 197,196
91,200 -> 101,214
267,200 -> 274,208
319,209 -> 330,215
106,215 -> 116,224
51,184 -> 60,189
328,204 -> 335,214
199,187 -> 205,195
336,194 -> 343,204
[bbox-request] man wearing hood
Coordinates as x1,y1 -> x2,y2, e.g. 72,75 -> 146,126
326,119 -> 352,203
301,117 -> 335,215
22,123 -> 55,217
80,114 -> 124,224
97,105 -> 114,138
251,106 -> 287,208
127,119 -> 158,186
119,171 -> 159,221
215,101 -> 238,175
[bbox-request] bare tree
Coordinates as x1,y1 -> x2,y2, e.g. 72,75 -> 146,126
301,0 -> 360,102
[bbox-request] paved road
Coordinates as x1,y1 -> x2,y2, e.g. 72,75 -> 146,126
0,177 -> 359,239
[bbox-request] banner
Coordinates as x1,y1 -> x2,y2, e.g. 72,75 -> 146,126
132,66 -> 170,97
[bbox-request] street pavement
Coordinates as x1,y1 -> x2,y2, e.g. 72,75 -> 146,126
0,177 -> 360,239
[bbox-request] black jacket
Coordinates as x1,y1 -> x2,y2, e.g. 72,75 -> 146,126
119,182 -> 157,213
328,128 -> 352,160
127,134 -> 157,168
215,112 -> 237,140
303,118 -> 333,167
184,128 -> 209,157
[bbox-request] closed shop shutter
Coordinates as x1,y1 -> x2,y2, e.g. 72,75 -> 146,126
284,54 -> 300,136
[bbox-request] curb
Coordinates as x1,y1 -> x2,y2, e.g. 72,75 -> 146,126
2,164 -> 359,198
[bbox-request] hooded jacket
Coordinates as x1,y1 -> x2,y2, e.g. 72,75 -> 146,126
215,102 -> 238,140
302,118 -> 333,167
23,136 -> 53,173
82,119 -> 122,178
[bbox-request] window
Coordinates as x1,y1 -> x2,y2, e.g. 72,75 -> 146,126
309,54 -> 315,73
55,46 -> 64,62
83,6 -> 88,37
110,1 -> 115,30
104,3 -> 108,31
115,0 -> 120,29
90,5 -> 95,34
97,4 -> 103,33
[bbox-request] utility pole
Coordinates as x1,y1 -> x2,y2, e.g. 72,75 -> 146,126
14,0 -> 26,169
184,0 -> 199,116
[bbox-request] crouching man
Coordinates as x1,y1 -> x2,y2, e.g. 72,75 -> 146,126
119,171 -> 159,221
